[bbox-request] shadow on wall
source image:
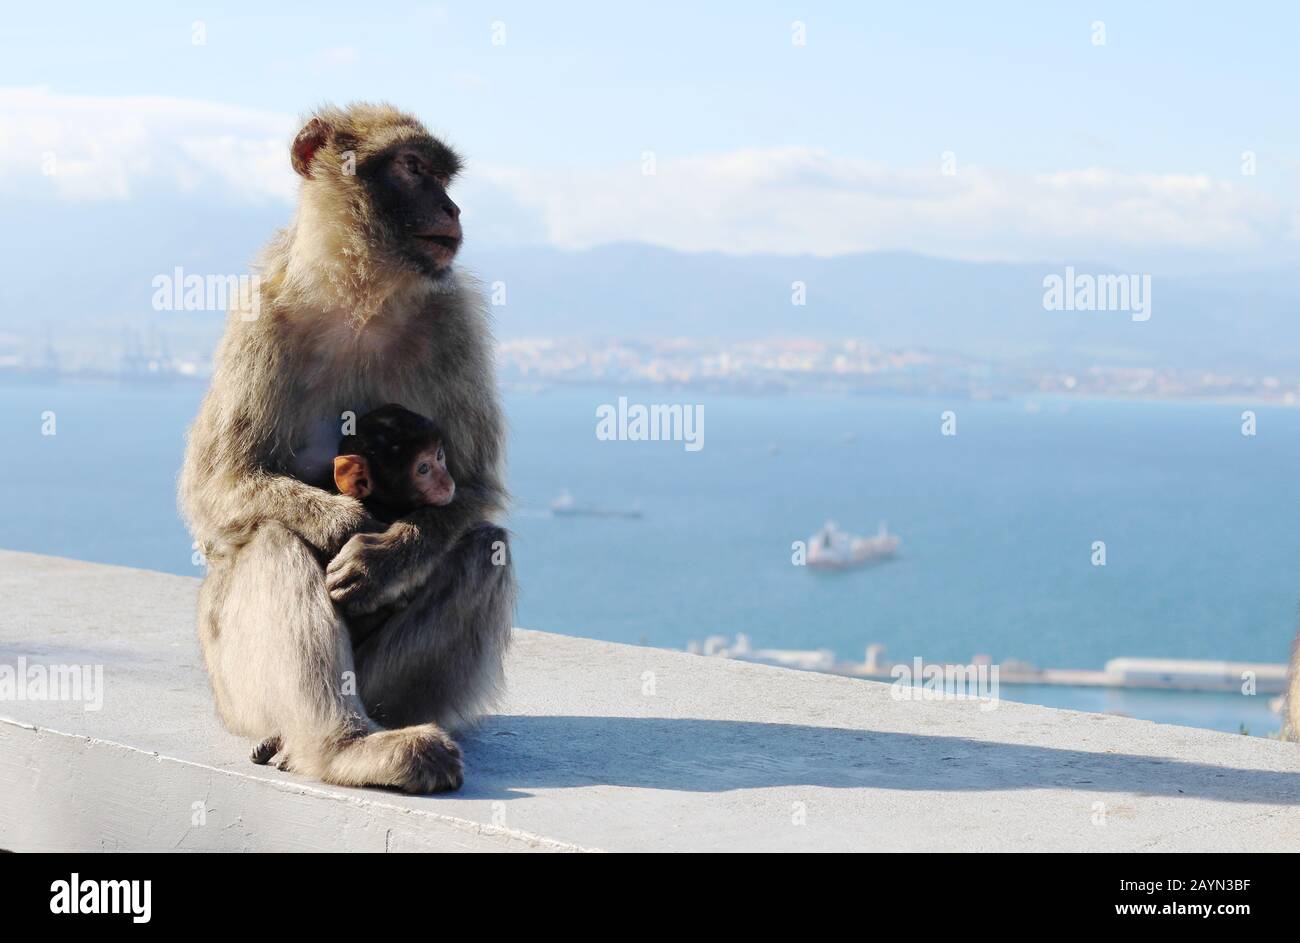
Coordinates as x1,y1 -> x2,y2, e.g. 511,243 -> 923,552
459,715 -> 1300,805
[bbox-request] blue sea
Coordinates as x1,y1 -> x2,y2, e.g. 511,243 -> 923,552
4,380 -> 1298,735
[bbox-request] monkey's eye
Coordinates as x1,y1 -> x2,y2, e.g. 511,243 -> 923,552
417,462 -> 431,475
404,155 -> 423,175
434,175 -> 450,188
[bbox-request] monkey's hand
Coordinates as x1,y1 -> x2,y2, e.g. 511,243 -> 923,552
325,528 -> 415,616
316,494 -> 386,556
326,485 -> 497,616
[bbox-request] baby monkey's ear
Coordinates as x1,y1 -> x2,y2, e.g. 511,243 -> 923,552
334,454 -> 373,499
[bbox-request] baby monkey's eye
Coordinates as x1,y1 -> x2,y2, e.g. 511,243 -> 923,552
417,462 -> 431,475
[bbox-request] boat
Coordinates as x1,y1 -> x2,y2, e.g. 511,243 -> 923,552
806,520 -> 899,569
550,490 -> 643,519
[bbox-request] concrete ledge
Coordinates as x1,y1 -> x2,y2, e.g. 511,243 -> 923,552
1,549 -> 1299,852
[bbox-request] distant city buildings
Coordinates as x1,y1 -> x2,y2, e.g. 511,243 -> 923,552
495,336 -> 1300,403
0,324 -> 211,383
1,326 -> 1297,405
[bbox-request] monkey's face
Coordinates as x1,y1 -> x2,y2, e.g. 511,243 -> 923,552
361,145 -> 463,278
409,440 -> 456,507
290,108 -> 465,281
373,436 -> 455,509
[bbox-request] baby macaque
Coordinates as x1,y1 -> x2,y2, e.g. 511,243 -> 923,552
333,403 -> 455,521
333,403 -> 454,643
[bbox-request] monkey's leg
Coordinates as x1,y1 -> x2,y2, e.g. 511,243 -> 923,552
205,522 -> 463,792
355,523 -> 516,731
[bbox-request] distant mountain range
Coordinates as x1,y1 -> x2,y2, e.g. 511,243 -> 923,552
5,198 -> 1296,372
471,243 -> 1300,372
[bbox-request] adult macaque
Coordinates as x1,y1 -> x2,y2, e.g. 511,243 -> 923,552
180,103 -> 514,793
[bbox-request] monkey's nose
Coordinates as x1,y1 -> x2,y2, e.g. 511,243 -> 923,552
443,199 -> 461,220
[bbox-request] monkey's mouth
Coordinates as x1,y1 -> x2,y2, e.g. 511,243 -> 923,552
414,234 -> 461,263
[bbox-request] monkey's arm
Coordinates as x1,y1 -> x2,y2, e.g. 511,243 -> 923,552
180,331 -> 379,556
324,478 -> 501,615
196,466 -> 377,556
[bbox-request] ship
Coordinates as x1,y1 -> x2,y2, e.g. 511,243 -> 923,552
806,520 -> 899,569
550,490 -> 643,519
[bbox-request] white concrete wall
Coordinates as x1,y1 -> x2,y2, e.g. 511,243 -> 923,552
1,550 -> 1299,852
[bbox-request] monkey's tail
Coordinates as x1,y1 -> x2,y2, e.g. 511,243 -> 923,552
286,723 -> 464,793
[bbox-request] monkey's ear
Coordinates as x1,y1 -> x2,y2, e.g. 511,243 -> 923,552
334,454 -> 372,499
291,117 -> 332,178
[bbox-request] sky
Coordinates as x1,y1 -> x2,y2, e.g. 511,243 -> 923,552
2,1 -> 1298,271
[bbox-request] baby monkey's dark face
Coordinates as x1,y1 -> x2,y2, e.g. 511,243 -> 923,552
334,404 -> 455,512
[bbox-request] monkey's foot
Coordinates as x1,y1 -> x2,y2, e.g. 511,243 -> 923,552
395,726 -> 463,793
250,736 -> 282,765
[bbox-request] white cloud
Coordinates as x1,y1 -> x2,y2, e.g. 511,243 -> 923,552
2,88 -> 1293,266
481,150 -> 1297,265
0,86 -> 296,203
